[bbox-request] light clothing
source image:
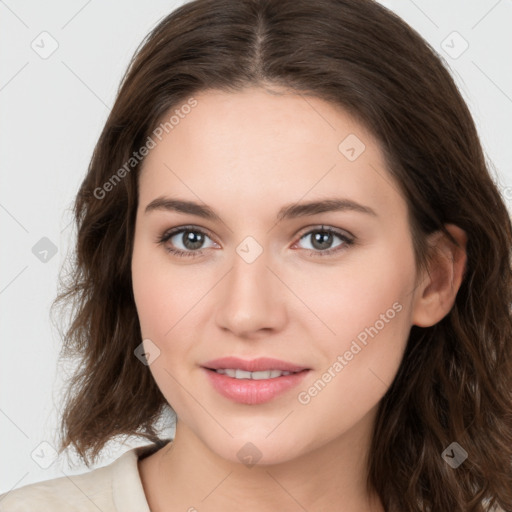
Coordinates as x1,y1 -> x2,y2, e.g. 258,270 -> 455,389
0,442 -> 162,511
1,441 -> 504,511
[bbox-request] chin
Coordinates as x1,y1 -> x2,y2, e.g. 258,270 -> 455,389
206,432 -> 309,467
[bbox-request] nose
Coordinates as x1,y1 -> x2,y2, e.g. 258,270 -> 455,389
214,245 -> 288,338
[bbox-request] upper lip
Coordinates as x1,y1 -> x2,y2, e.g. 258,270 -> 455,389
202,357 -> 309,373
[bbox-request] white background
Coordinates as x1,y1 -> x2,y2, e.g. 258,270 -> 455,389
1,0 -> 511,495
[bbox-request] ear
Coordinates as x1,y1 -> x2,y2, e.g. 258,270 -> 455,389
411,224 -> 467,328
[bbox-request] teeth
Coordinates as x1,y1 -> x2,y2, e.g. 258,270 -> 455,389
214,369 -> 293,379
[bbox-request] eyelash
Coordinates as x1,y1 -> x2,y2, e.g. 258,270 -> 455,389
156,225 -> 354,259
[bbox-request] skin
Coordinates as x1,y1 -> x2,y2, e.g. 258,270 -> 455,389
131,86 -> 467,512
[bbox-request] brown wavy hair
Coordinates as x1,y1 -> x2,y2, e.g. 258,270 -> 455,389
51,0 -> 512,510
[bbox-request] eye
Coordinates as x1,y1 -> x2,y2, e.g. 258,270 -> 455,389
157,226 -> 218,258
157,224 -> 354,259
294,225 -> 354,257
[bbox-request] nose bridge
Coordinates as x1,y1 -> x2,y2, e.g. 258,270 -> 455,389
214,235 -> 286,335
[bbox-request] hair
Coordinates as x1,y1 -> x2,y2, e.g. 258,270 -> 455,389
51,0 -> 512,510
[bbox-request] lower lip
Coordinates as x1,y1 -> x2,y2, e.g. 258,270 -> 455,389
202,368 -> 310,405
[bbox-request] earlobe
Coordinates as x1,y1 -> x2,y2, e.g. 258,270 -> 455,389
411,224 -> 467,328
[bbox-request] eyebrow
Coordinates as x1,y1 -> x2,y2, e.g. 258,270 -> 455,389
144,196 -> 377,221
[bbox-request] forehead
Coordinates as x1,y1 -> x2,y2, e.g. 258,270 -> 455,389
138,87 -> 406,222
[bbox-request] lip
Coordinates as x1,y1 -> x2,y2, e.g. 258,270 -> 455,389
201,357 -> 311,405
202,356 -> 309,373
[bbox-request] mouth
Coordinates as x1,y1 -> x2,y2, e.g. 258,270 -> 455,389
202,356 -> 309,373
201,357 -> 311,405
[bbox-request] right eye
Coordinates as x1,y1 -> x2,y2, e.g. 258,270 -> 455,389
157,226 -> 218,258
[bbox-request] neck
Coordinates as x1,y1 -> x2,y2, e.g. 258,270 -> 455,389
138,409 -> 384,512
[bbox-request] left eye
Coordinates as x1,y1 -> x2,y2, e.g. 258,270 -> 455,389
294,226 -> 353,256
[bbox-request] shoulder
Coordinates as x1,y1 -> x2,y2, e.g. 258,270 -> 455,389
0,468 -> 112,511
0,443 -> 161,512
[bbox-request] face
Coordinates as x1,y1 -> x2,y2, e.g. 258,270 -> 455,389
131,86 -> 420,465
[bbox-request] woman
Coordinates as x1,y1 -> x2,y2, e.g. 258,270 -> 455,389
2,0 -> 511,510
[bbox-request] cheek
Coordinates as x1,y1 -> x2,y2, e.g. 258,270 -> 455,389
299,243 -> 414,349
293,243 -> 415,420
293,292 -> 411,445
131,244 -> 204,411
132,240 -> 209,339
